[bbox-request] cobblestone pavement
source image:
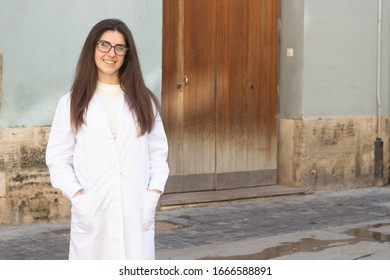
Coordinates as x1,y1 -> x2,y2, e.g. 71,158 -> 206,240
1,186 -> 390,260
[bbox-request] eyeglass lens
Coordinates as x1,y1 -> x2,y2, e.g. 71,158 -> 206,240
97,41 -> 128,56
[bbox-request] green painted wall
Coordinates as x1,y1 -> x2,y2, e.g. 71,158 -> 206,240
0,0 -> 162,127
280,0 -> 390,119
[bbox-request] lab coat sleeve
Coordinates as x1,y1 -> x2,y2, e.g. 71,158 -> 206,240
147,111 -> 169,193
45,93 -> 82,199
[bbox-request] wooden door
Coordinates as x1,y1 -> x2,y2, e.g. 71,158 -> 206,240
162,0 -> 278,193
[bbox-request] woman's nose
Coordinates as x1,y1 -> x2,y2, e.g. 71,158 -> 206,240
107,47 -> 116,56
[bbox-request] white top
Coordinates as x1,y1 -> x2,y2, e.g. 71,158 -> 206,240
95,81 -> 124,139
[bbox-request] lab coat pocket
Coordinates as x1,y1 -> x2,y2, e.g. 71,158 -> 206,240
71,194 -> 94,233
142,190 -> 160,232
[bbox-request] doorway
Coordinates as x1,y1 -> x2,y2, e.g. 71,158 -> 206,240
162,0 -> 279,193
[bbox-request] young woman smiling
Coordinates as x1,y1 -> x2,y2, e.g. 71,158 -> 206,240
46,19 -> 169,260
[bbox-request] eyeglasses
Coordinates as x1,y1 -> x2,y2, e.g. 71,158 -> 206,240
96,40 -> 129,56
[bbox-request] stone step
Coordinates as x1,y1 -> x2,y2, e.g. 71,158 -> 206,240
158,185 -> 305,210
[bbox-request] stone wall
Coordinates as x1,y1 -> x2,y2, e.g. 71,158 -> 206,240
278,116 -> 390,192
1,117 -> 389,225
0,127 -> 70,225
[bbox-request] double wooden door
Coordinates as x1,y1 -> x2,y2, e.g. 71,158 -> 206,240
162,0 -> 278,193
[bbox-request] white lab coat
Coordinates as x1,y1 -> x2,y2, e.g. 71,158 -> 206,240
46,92 -> 169,260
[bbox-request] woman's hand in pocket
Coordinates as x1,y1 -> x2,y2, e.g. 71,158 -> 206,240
72,189 -> 84,198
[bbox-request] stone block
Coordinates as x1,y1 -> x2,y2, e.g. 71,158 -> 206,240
278,116 -> 390,191
0,171 -> 6,197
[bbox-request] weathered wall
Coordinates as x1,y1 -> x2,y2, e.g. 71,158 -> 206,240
278,116 -> 390,192
279,0 -> 390,190
0,127 -> 70,225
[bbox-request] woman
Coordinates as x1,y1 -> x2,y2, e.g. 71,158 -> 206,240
46,19 -> 169,260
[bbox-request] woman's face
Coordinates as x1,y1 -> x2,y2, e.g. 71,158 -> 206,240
94,30 -> 126,84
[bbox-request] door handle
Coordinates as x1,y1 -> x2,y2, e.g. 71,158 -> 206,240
176,75 -> 189,90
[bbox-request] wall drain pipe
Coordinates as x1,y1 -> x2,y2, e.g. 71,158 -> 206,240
374,0 -> 384,185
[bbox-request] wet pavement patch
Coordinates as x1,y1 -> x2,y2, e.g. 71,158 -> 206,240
200,223 -> 390,260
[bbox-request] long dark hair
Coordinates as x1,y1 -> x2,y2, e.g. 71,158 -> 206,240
70,18 -> 160,136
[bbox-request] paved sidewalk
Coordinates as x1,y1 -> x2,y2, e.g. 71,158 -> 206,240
0,186 -> 389,260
